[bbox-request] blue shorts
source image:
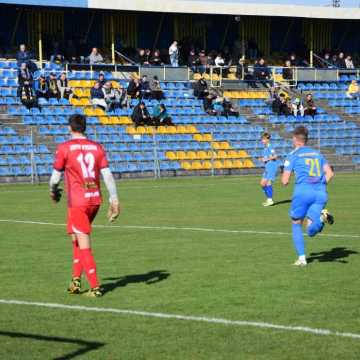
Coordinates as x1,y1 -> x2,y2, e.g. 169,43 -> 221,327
290,186 -> 328,221
262,162 -> 279,182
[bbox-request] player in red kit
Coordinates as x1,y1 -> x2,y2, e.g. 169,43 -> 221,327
49,114 -> 120,297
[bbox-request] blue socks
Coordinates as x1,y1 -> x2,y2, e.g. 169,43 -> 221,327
262,185 -> 273,199
307,219 -> 324,237
292,223 -> 305,256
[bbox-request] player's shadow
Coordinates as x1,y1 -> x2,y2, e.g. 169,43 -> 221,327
272,199 -> 292,206
307,247 -> 358,264
102,270 -> 170,294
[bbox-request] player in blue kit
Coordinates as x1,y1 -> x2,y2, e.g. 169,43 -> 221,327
260,132 -> 280,206
282,126 -> 334,266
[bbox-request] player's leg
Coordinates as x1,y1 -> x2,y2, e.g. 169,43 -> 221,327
290,191 -> 309,266
67,234 -> 83,294
260,177 -> 274,206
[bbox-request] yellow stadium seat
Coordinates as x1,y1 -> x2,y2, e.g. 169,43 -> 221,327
193,73 -> 202,80
219,142 -> 230,150
233,160 -> 243,168
187,151 -> 197,160
126,126 -> 137,135
214,160 -> 224,169
238,150 -> 249,158
228,150 -> 238,158
212,74 -> 220,81
166,151 -> 177,160
193,134 -> 203,142
177,151 -> 187,160
202,133 -> 213,142
224,160 -> 234,168
203,73 -> 210,80
111,81 -> 120,88
197,151 -> 207,160
80,98 -> 90,106
136,126 -> 146,134
201,161 -> 212,170
243,159 -> 255,168
187,125 -> 197,134
191,161 -> 202,170
157,126 -> 167,134
181,161 -> 192,170
227,73 -> 237,80
69,80 -> 81,88
217,150 -> 227,159
73,88 -> 83,97
176,125 -> 187,134
212,142 -> 221,150
167,126 -> 177,134
144,126 -> 155,135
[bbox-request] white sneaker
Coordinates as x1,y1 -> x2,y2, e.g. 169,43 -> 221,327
293,258 -> 307,267
262,199 -> 274,207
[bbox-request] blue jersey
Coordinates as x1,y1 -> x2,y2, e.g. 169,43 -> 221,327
284,146 -> 328,188
262,143 -> 276,162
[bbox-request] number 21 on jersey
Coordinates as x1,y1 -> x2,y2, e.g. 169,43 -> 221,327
77,153 -> 95,179
305,158 -> 321,177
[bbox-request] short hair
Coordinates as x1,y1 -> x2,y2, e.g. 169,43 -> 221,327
262,132 -> 271,140
293,126 -> 308,143
69,114 -> 86,133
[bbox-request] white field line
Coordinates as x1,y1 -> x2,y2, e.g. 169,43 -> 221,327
0,218 -> 359,239
0,298 -> 359,340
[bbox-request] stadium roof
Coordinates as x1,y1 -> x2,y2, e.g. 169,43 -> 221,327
1,0 -> 360,19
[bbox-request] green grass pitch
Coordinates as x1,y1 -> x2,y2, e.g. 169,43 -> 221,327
0,173 -> 360,359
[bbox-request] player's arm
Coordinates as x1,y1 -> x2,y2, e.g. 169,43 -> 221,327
323,163 -> 334,184
49,169 -> 63,203
281,157 -> 293,186
100,167 -> 121,222
281,170 -> 291,186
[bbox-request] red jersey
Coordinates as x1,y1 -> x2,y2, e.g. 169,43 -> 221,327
53,137 -> 109,208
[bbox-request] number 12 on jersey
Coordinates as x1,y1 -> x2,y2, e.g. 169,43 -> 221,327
77,153 -> 95,179
305,158 -> 321,177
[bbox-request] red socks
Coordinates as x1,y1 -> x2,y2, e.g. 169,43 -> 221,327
79,248 -> 99,289
72,241 -> 83,278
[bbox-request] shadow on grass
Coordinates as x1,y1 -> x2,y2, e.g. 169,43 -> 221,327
102,270 -> 170,294
307,247 -> 358,264
0,331 -> 104,360
272,199 -> 292,206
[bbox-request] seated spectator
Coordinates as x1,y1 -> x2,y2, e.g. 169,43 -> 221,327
140,75 -> 152,99
18,63 -> 33,87
193,77 -> 208,99
35,74 -> 49,99
213,97 -> 224,115
282,60 -> 293,81
273,93 -> 291,116
203,93 -> 217,115
103,81 -> 119,112
150,50 -> 163,66
289,53 -> 299,67
91,82 -> 107,110
337,52 -> 346,69
222,97 -> 239,117
114,85 -> 129,108
150,76 -> 164,100
188,50 -> 200,73
57,72 -> 76,100
87,48 -> 103,65
98,72 -> 106,87
131,101 -> 152,127
254,58 -> 271,84
345,55 -> 355,69
18,82 -> 38,110
214,53 -> 227,76
322,53 -> 332,68
152,103 -> 174,126
346,80 -> 360,99
198,50 -> 208,74
16,44 -> 37,73
291,98 -> 304,117
127,77 -> 141,99
331,54 -> 338,67
47,72 -> 61,100
304,93 -> 317,117
135,48 -> 146,65
50,41 -> 64,64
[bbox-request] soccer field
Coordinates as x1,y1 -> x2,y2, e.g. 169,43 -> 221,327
0,174 -> 360,360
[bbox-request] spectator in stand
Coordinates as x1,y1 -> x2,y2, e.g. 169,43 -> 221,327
203,93 -> 217,115
35,74 -> 49,99
289,53 -> 299,67
188,49 -> 200,73
345,55 -> 355,69
18,82 -> 38,110
152,103 -> 174,126
273,93 -> 291,116
127,77 -> 141,99
331,54 -> 338,67
150,76 -> 164,100
254,58 -> 271,85
337,52 -> 346,69
169,41 -> 179,67
236,58 -> 247,79
193,77 -> 208,99
98,72 -> 106,87
57,72 -> 76,101
135,48 -> 146,65
47,72 -> 61,100
140,75 -> 152,99
90,82 -> 107,110
222,97 -> 239,117
198,50 -> 208,74
16,44 -> 31,67
102,81 -> 119,112
151,50 -> 163,66
292,97 -> 304,117
282,60 -> 294,82
304,93 -> 317,117
87,48 -> 103,65
131,101 -> 152,127
214,53 -> 226,76
50,41 -> 64,63
114,85 -> 129,108
323,53 -> 332,68
213,97 -> 224,115
18,63 -> 33,87
346,80 -> 360,99
143,49 -> 151,65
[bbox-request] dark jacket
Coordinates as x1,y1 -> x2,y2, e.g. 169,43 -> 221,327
127,80 -> 141,97
188,54 -> 200,67
254,63 -> 270,80
18,69 -> 33,86
91,87 -> 105,99
16,50 -> 32,66
131,104 -> 150,123
150,55 -> 162,66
